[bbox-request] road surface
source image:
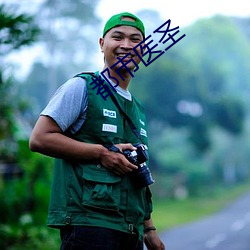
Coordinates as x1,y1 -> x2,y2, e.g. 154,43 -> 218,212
160,192 -> 250,250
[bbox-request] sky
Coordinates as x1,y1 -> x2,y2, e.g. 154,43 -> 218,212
2,0 -> 250,79
96,0 -> 250,28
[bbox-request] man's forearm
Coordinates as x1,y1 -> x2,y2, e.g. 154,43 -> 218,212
144,218 -> 155,230
29,115 -> 106,160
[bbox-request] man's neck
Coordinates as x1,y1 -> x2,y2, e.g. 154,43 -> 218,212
102,66 -> 132,90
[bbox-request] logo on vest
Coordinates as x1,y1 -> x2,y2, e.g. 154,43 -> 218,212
102,124 -> 117,133
140,128 -> 147,137
103,109 -> 116,118
139,119 -> 145,126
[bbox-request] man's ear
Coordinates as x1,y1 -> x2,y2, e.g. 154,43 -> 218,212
99,37 -> 104,52
142,42 -> 146,53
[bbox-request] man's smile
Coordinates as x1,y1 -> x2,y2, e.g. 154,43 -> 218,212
116,53 -> 133,59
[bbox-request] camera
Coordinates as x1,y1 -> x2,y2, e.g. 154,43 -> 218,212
123,143 -> 154,188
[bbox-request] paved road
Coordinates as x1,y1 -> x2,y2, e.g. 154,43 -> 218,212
160,192 -> 250,250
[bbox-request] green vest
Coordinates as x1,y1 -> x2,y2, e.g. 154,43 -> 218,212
47,72 -> 152,239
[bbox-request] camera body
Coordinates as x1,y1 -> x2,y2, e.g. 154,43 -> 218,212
123,143 -> 154,188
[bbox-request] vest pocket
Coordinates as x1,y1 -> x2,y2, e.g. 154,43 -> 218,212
81,164 -> 122,211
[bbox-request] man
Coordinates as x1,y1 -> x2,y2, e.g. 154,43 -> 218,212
29,12 -> 165,250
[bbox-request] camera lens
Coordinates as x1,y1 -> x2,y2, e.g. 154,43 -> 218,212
136,164 -> 155,188
123,143 -> 154,188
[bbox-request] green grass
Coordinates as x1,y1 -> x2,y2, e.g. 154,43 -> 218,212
3,183 -> 250,249
152,183 -> 250,231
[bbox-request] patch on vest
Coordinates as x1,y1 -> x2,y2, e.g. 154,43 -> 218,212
140,128 -> 147,137
102,124 -> 117,133
103,108 -> 116,118
140,119 -> 145,126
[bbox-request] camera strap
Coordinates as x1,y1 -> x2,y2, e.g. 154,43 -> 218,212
74,71 -> 144,144
109,93 -> 144,143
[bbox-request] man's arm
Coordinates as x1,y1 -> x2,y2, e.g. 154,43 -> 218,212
29,115 -> 138,175
144,218 -> 165,250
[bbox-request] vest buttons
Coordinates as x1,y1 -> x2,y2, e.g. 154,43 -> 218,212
128,224 -> 134,232
65,216 -> 71,225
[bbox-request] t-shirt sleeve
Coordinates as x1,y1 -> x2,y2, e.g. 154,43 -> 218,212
41,77 -> 88,133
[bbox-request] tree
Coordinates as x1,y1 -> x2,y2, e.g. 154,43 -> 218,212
0,4 -> 39,56
128,15 -> 250,195
131,15 -> 248,153
18,0 -> 101,112
0,3 -> 39,161
35,0 -> 101,99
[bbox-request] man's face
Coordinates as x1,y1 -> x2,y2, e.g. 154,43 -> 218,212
100,22 -> 144,73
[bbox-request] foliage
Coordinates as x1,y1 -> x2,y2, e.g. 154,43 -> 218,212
18,0 -> 101,113
129,14 -> 250,197
211,96 -> 245,134
0,140 -> 57,249
0,75 -> 15,140
132,16 -> 249,150
0,141 -> 53,224
0,3 -> 40,161
32,0 -> 101,101
0,2 -> 99,248
0,224 -> 60,250
18,62 -> 68,115
39,0 -> 100,64
0,4 -> 39,56
0,74 -> 18,161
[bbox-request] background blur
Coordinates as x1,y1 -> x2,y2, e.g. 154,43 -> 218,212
1,0 -> 250,249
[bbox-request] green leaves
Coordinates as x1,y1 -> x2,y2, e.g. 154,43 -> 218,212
0,4 -> 40,55
132,15 -> 250,152
211,96 -> 245,134
0,4 -> 39,161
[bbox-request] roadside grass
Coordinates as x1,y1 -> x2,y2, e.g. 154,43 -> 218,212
3,183 -> 249,249
152,183 -> 250,232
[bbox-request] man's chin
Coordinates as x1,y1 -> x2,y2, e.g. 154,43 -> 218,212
112,62 -> 138,73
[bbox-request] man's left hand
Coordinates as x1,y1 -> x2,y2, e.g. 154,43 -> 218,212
144,230 -> 165,250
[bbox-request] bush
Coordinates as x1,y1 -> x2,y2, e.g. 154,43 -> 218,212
0,140 -> 58,249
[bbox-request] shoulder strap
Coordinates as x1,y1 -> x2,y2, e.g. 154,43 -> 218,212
74,72 -> 96,79
109,93 -> 143,142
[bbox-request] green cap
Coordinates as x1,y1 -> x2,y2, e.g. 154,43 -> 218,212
103,12 -> 145,38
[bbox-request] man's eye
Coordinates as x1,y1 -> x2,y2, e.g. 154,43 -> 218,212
132,38 -> 141,43
113,36 -> 122,40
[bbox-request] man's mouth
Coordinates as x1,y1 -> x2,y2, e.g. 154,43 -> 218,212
116,53 -> 133,59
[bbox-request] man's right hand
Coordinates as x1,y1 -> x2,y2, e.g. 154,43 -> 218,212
99,143 -> 138,175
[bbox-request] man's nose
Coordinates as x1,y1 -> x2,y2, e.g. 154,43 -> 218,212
120,39 -> 133,49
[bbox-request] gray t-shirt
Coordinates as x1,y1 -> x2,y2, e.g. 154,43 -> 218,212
41,73 -> 132,134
